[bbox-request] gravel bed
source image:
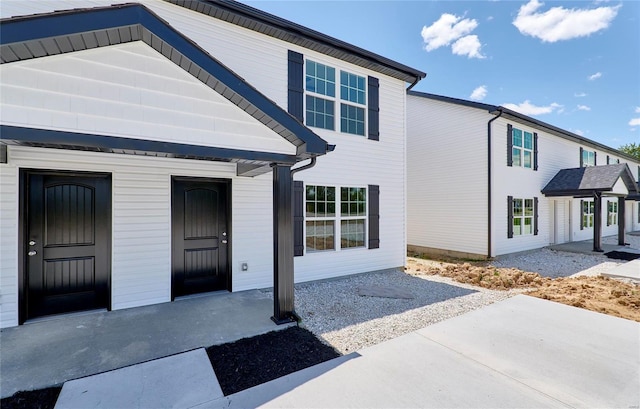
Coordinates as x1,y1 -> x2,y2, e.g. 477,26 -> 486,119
293,269 -> 515,354
491,235 -> 640,278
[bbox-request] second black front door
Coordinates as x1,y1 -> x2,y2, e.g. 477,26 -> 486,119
171,177 -> 229,298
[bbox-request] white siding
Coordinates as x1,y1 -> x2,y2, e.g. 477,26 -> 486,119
0,161 -> 19,328
491,118 -> 640,255
0,42 -> 295,155
0,146 -> 276,326
406,95 -> 489,257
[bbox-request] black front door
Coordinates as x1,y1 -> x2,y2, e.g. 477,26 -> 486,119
24,171 -> 111,321
172,177 -> 229,298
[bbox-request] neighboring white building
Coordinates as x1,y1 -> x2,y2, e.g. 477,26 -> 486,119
407,92 -> 640,259
0,0 -> 425,328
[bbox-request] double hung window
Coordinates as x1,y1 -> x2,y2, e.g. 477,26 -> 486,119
511,128 -> 534,169
512,198 -> 534,236
607,201 -> 618,226
305,185 -> 367,252
305,59 -> 367,136
582,200 -> 595,228
582,149 -> 596,167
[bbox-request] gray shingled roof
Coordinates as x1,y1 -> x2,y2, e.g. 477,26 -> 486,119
542,164 -> 639,197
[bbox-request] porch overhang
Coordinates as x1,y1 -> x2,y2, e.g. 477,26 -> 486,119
541,164 -> 638,252
0,2 -> 331,164
541,164 -> 638,198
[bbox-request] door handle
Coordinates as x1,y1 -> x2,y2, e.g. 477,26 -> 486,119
28,250 -> 37,256
222,240 -> 228,244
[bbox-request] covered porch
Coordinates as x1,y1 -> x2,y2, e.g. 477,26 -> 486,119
542,164 -> 639,252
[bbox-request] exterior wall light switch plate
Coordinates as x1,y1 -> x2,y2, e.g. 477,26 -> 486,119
241,262 -> 248,271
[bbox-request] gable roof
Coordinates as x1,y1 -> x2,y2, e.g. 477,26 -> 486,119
169,0 -> 426,85
541,164 -> 639,197
0,2 -> 330,163
408,91 -> 640,164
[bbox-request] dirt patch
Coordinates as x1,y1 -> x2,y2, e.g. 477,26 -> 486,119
407,257 -> 640,322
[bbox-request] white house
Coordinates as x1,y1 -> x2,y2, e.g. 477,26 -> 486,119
0,0 -> 425,328
407,92 -> 640,259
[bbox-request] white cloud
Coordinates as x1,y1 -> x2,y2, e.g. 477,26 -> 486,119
470,85 -> 488,101
635,107 -> 640,113
572,129 -> 585,136
588,72 -> 602,80
452,35 -> 485,59
574,92 -> 587,97
512,0 -> 620,43
502,100 -> 563,115
630,118 -> 640,126
577,105 -> 591,111
421,14 -> 485,58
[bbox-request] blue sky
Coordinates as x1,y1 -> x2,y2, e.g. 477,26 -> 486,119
243,0 -> 639,150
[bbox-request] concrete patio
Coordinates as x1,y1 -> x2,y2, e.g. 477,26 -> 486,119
0,289 -> 292,398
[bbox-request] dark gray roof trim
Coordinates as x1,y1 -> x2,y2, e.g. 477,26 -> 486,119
0,125 -> 298,165
169,0 -> 426,84
541,164 -> 639,197
408,91 -> 640,164
0,3 -> 329,161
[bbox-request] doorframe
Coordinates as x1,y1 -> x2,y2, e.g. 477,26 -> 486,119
170,176 -> 232,300
18,168 -> 113,324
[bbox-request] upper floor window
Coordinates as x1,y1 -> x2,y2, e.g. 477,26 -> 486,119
507,125 -> 537,170
581,149 -> 596,167
304,59 -> 367,136
512,128 -> 534,169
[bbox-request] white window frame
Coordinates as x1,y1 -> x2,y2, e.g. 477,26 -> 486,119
582,149 -> 596,167
582,200 -> 595,228
512,127 -> 534,169
305,184 -> 368,253
339,186 -> 367,249
305,185 -> 336,253
607,200 -> 618,226
304,59 -> 367,136
512,197 -> 534,236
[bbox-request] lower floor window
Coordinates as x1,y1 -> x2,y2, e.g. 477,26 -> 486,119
306,220 -> 335,252
513,198 -> 534,236
582,200 -> 595,228
607,201 -> 618,226
306,185 -> 367,251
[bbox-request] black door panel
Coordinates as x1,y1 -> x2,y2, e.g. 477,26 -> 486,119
25,172 -> 111,320
172,178 -> 229,298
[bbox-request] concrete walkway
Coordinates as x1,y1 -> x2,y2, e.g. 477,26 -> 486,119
54,295 -> 640,408
0,290 -> 292,399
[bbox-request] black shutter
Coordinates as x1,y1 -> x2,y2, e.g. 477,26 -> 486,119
0,145 -> 6,164
507,196 -> 514,238
606,155 -> 610,165
637,166 -> 640,182
579,147 -> 584,167
533,132 -> 538,171
287,50 -> 304,122
594,151 -> 597,166
507,124 -> 513,167
580,200 -> 584,230
368,76 -> 379,141
606,201 -> 610,226
293,181 -> 304,256
534,197 -> 539,235
368,184 -> 380,249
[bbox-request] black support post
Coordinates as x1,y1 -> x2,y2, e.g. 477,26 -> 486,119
271,164 -> 297,324
593,192 -> 603,252
618,196 -> 625,246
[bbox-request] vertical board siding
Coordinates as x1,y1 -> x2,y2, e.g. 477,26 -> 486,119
407,96 -> 489,256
